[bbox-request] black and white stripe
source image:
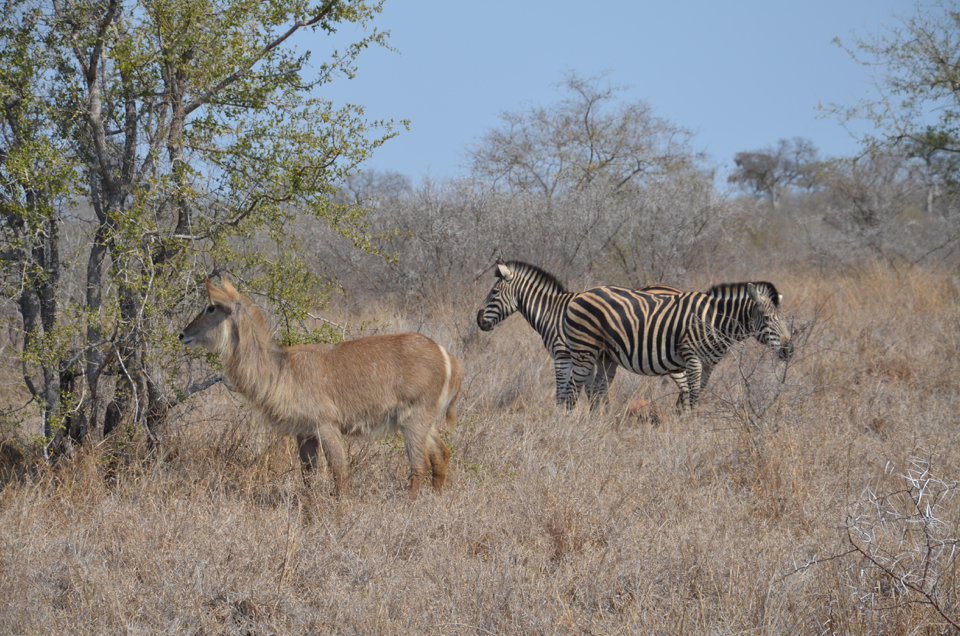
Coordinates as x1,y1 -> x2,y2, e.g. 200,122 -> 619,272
561,282 -> 793,410
477,260 -> 583,404
477,260 -> 681,406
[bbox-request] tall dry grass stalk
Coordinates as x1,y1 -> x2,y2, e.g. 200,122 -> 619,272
2,262 -> 960,634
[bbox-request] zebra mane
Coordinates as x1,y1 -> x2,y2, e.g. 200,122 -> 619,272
706,282 -> 782,306
499,261 -> 568,294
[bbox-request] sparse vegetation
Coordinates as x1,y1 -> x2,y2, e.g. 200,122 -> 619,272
3,1 -> 960,633
2,257 -> 960,634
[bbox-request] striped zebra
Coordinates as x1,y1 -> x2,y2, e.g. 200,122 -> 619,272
561,282 -> 793,410
476,260 -> 680,406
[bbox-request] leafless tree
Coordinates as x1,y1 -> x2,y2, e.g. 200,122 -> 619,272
467,71 -> 702,201
843,458 -> 960,630
728,138 -> 821,209
815,152 -> 955,264
337,169 -> 413,205
603,169 -> 727,286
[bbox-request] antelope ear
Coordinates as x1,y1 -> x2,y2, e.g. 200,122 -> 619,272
205,278 -> 234,306
205,278 -> 219,299
220,275 -> 240,299
746,283 -> 762,304
496,262 -> 514,281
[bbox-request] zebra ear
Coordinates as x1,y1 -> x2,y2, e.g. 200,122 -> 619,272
777,293 -> 783,304
746,283 -> 762,304
496,262 -> 514,281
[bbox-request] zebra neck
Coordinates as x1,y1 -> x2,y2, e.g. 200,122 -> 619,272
708,297 -> 753,341
518,291 -> 574,345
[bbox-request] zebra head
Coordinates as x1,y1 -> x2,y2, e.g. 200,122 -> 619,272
746,283 -> 793,361
477,261 -> 520,332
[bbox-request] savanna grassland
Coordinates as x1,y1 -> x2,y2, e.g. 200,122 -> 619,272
8,0 -> 960,632
2,259 -> 960,635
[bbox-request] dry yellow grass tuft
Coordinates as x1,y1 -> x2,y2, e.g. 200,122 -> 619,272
2,263 -> 960,633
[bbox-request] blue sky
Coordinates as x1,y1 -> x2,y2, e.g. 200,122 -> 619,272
317,0 -> 913,183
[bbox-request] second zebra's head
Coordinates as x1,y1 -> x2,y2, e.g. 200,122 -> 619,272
477,261 -> 520,332
745,282 -> 793,362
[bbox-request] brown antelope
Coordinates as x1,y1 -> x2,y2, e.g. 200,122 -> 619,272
179,276 -> 462,499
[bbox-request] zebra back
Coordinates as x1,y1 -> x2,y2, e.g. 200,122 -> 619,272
706,281 -> 782,306
637,284 -> 685,295
563,282 -> 792,407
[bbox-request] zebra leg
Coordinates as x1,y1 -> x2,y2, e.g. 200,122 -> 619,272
586,353 -> 618,411
554,353 -> 578,409
582,362 -> 599,404
684,357 -> 704,410
699,364 -> 715,392
669,372 -> 690,411
567,350 -> 599,410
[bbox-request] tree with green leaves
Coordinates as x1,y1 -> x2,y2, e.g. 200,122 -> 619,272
828,0 -> 960,209
0,0 -> 402,455
0,3 -> 78,451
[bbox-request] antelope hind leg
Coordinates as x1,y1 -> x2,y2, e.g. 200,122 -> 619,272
427,430 -> 451,493
297,434 -> 321,471
401,421 -> 436,500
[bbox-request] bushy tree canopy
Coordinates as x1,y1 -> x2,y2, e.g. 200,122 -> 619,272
829,1 -> 960,192
0,0 -> 401,451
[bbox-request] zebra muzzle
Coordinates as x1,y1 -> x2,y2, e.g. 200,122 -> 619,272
477,310 -> 494,331
778,340 -> 794,362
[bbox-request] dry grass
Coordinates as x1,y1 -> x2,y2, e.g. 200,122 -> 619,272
3,262 -> 960,634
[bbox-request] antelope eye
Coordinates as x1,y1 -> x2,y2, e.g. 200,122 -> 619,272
205,305 -> 216,314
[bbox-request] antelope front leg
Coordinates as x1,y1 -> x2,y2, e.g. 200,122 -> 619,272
316,425 -> 349,497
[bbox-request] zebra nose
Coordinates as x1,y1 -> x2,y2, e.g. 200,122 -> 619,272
477,310 -> 493,331
778,339 -> 793,361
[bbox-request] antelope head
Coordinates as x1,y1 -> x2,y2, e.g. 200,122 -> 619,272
179,277 -> 240,354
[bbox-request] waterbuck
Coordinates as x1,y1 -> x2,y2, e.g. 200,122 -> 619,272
179,276 -> 462,499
